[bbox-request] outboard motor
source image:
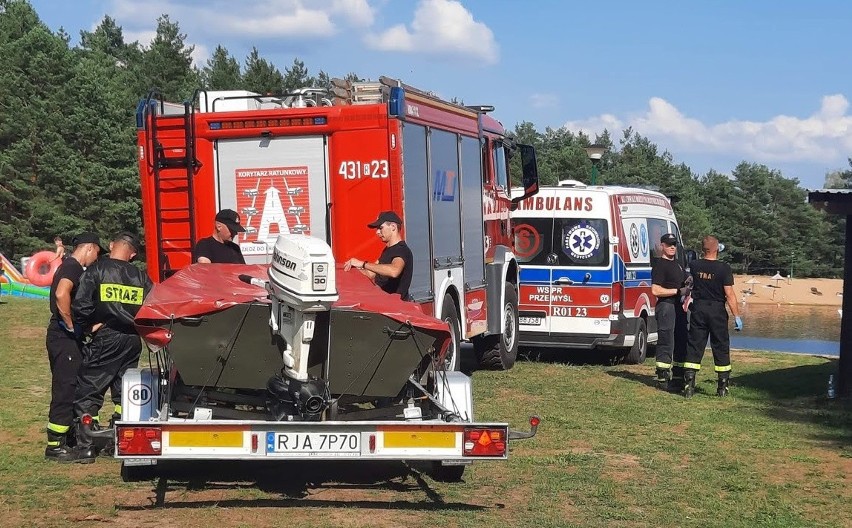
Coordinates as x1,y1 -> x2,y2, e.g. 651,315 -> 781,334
265,234 -> 338,420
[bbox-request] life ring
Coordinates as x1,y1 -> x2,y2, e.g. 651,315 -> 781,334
25,251 -> 62,287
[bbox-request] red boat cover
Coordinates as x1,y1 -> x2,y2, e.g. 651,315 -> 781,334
135,264 -> 450,352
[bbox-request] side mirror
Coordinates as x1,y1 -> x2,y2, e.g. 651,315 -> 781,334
510,144 -> 539,210
685,249 -> 697,264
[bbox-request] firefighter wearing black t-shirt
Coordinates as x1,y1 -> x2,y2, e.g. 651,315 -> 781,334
70,232 -> 153,462
192,209 -> 247,264
651,233 -> 690,391
344,211 -> 413,301
683,235 -> 742,397
43,233 -> 103,461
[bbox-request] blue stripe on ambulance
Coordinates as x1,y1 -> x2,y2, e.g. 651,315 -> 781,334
519,255 -> 648,285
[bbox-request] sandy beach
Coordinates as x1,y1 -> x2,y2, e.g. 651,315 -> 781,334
734,275 -> 843,306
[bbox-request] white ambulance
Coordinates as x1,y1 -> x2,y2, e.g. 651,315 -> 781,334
511,180 -> 685,363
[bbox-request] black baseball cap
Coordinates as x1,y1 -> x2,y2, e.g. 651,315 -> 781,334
113,231 -> 141,252
215,209 -> 246,233
367,211 -> 403,229
660,233 -> 678,246
72,232 -> 106,254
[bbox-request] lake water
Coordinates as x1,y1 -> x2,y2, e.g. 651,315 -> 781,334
730,304 -> 840,356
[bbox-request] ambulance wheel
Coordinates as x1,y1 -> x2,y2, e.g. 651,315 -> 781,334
624,318 -> 648,364
429,461 -> 466,482
441,296 -> 461,371
473,283 -> 518,370
121,462 -> 158,482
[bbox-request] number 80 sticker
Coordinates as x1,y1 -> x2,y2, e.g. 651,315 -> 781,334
128,384 -> 152,405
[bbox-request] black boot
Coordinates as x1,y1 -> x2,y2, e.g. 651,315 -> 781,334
683,370 -> 697,398
44,430 -> 76,462
69,420 -> 96,464
667,375 -> 685,393
717,374 -> 730,397
655,368 -> 671,390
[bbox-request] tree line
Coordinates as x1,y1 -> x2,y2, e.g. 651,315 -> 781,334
0,0 -> 847,277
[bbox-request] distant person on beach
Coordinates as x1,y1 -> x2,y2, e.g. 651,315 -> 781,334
651,233 -> 690,392
682,235 -> 741,398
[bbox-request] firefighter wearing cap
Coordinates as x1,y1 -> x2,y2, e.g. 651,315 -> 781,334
683,235 -> 742,397
344,210 -> 413,300
43,233 -> 103,461
651,233 -> 690,391
192,208 -> 246,264
70,232 -> 153,462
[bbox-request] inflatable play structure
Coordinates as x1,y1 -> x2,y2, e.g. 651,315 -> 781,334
0,252 -> 50,299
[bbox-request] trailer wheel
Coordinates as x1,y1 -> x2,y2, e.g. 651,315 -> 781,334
121,462 -> 157,483
623,318 -> 648,364
429,461 -> 465,482
473,283 -> 518,370
441,296 -> 461,371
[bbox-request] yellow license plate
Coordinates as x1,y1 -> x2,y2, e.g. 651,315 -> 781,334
383,431 -> 456,449
168,429 -> 244,448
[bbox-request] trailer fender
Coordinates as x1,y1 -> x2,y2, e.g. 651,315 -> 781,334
434,370 -> 473,422
121,368 -> 160,421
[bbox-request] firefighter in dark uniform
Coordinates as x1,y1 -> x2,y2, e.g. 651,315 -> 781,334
44,233 -> 103,461
650,233 -> 691,391
71,232 -> 153,461
683,235 -> 742,397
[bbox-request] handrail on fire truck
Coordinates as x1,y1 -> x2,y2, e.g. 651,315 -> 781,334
138,90 -> 200,280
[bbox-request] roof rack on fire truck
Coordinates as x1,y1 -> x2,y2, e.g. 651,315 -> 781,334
330,76 -> 494,116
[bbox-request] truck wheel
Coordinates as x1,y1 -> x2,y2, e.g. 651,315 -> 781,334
121,462 -> 157,482
441,295 -> 461,371
473,283 -> 518,370
429,461 -> 466,482
623,318 -> 648,364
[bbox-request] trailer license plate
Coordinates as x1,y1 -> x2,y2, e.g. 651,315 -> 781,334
266,432 -> 360,456
519,316 -> 542,325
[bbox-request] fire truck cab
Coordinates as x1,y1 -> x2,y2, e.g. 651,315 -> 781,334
136,76 -> 539,371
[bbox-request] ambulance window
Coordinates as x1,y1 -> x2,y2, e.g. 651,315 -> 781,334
401,123 -> 433,300
671,223 -> 687,267
555,218 -> 609,267
493,142 -> 508,189
647,218 -> 669,260
512,217 -> 552,265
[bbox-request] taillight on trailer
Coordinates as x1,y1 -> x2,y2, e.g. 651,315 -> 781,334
463,428 -> 507,457
117,427 -> 162,455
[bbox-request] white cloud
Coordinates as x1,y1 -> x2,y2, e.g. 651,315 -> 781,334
365,0 -> 499,64
563,95 -> 852,164
530,93 -> 559,110
122,29 -> 156,47
108,0 -> 375,40
190,43 -> 209,68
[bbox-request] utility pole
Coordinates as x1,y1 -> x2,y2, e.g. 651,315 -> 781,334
790,251 -> 794,283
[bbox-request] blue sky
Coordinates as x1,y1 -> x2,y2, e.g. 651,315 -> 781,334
28,0 -> 852,189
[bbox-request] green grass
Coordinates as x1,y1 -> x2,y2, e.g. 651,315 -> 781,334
1,297 -> 850,527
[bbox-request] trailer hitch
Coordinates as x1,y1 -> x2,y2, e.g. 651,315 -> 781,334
508,415 -> 541,440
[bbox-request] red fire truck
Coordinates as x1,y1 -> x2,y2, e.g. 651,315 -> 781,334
136,76 -> 539,371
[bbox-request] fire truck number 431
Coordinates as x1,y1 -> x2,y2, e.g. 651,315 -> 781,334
338,160 -> 389,180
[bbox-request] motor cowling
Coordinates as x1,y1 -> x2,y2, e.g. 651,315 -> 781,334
267,234 -> 338,312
